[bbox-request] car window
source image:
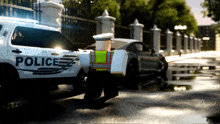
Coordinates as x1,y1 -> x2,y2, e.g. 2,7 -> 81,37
0,25 -> 2,31
127,44 -> 138,52
11,26 -> 78,51
134,43 -> 149,52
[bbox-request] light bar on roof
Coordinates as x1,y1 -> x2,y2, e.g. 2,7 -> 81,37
0,16 -> 38,24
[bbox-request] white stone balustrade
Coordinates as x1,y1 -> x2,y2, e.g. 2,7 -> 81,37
37,1 -> 202,56
165,29 -> 173,56
194,37 -> 198,52
175,31 -> 181,55
95,10 -> 116,38
129,19 -> 144,42
184,34 -> 188,54
151,25 -> 161,53
35,0 -> 64,32
189,34 -> 194,53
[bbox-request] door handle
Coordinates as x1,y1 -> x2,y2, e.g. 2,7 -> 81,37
51,52 -> 59,56
12,49 -> 22,54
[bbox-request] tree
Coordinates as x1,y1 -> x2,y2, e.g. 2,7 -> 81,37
90,0 -> 121,24
61,0 -> 120,23
119,0 -> 149,27
61,0 -> 198,36
152,0 -> 198,36
201,0 -> 220,22
201,0 -> 220,35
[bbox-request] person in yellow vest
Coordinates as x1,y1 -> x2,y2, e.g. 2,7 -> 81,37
84,33 -> 118,101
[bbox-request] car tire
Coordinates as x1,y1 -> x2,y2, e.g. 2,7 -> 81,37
126,59 -> 139,87
0,64 -> 18,103
72,69 -> 86,92
126,59 -> 139,77
158,57 -> 168,75
156,76 -> 168,91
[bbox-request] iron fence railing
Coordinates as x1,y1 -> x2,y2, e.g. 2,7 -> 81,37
0,0 -> 41,23
143,30 -> 152,49
115,25 -> 130,39
161,33 -> 166,50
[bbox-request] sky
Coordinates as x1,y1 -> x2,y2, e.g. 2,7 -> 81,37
38,0 -> 216,26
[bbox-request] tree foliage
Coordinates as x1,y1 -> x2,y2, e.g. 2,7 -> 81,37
201,0 -> 220,22
90,0 -> 120,24
61,0 -> 198,36
201,0 -> 220,35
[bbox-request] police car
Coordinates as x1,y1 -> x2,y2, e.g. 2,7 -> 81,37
0,17 -> 85,95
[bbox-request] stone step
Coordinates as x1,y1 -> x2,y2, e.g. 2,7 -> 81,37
170,63 -> 216,67
168,67 -> 198,71
173,73 -> 213,77
165,81 -> 193,85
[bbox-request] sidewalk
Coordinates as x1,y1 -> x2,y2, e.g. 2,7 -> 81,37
165,51 -> 220,63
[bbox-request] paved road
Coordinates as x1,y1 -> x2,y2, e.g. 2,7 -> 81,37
1,54 -> 220,124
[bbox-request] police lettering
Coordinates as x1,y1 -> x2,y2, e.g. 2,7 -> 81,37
16,57 -> 59,66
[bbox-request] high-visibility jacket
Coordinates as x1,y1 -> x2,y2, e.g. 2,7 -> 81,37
90,51 -> 114,71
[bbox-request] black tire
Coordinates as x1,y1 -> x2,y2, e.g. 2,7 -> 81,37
158,57 -> 168,75
72,69 -> 86,91
0,64 -> 18,103
126,59 -> 139,77
156,76 -> 168,91
125,59 -> 139,89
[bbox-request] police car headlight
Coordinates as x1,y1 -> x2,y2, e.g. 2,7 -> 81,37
55,46 -> 62,52
0,39 -> 3,45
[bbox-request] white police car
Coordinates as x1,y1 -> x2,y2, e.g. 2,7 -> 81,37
0,17 -> 85,95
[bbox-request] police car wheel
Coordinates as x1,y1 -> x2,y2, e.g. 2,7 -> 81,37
0,64 -> 18,102
73,69 -> 85,91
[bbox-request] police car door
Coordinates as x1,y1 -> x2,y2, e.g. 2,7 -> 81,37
135,43 -> 159,71
8,26 -> 69,79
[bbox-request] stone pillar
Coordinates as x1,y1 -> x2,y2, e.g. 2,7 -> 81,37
36,0 -> 64,32
189,34 -> 194,53
175,31 -> 181,55
194,37 -> 198,53
129,19 -> 144,42
184,34 -> 188,54
95,10 -> 116,38
198,38 -> 201,52
151,25 -> 161,53
165,28 -> 173,56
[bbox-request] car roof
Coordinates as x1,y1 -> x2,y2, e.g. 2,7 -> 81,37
111,38 -> 140,43
85,38 -> 140,50
0,17 -> 58,32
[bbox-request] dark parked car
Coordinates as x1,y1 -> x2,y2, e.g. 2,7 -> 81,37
84,38 -> 168,90
85,38 -> 168,76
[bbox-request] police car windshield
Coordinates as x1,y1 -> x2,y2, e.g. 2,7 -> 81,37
11,26 -> 78,51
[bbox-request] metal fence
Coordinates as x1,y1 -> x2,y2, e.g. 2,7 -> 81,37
143,30 -> 152,49
0,0 -> 41,22
160,33 -> 166,50
115,25 -> 130,39
181,35 -> 184,49
61,14 -> 97,48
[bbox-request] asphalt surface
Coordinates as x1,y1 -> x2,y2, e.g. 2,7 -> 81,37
1,54 -> 220,124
